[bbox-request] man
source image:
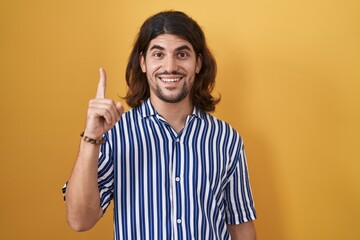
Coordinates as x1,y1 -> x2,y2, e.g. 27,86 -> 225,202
63,10 -> 257,239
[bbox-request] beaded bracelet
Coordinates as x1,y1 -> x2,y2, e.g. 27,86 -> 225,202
80,132 -> 105,145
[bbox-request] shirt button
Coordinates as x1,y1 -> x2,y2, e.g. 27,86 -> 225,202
176,138 -> 180,142
176,219 -> 182,224
175,177 -> 180,182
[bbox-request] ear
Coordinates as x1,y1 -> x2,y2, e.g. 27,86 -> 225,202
139,52 -> 146,73
196,54 -> 203,74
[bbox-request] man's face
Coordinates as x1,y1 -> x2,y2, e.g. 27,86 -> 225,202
140,34 -> 202,104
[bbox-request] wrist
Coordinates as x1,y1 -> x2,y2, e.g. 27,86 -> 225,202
83,126 -> 104,139
80,132 -> 105,145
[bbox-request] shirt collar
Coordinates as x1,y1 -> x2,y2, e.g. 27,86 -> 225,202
137,98 -> 206,120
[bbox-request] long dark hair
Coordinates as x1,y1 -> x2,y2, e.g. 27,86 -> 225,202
125,10 -> 220,112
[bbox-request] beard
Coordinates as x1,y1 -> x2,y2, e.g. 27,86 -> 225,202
152,82 -> 190,103
147,70 -> 195,104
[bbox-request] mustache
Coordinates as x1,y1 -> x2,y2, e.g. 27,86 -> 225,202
155,71 -> 186,77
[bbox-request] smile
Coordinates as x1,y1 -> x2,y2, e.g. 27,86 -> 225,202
159,77 -> 182,83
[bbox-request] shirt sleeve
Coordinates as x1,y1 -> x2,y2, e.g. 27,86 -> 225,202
62,132 -> 115,213
97,133 -> 115,213
224,141 -> 257,224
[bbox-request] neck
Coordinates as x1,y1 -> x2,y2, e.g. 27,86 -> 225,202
150,97 -> 193,133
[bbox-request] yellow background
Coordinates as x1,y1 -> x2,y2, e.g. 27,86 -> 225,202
1,0 -> 359,239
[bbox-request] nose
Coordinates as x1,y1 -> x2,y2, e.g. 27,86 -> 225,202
163,56 -> 178,73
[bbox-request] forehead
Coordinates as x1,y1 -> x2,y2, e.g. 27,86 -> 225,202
147,34 -> 195,52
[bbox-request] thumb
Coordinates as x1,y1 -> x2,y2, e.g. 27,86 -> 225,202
115,102 -> 125,116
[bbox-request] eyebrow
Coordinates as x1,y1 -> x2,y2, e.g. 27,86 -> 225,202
149,44 -> 193,52
149,45 -> 165,51
175,45 -> 192,51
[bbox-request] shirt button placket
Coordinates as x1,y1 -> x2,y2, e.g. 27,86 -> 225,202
174,136 -> 182,236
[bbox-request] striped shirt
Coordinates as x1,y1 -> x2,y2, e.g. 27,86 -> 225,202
65,98 -> 256,239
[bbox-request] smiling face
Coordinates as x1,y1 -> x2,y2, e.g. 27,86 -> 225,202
140,34 -> 202,105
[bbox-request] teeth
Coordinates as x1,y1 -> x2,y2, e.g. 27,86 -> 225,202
160,77 -> 181,83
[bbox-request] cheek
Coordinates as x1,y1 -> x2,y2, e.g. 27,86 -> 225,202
146,72 -> 153,83
185,61 -> 197,72
145,60 -> 162,73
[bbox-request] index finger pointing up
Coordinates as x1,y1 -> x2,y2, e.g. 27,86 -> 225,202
96,67 -> 106,99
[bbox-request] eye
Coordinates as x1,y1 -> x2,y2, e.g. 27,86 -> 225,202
152,52 -> 163,59
178,52 -> 189,59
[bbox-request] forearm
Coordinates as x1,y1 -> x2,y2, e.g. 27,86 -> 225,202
65,140 -> 103,231
227,221 -> 256,240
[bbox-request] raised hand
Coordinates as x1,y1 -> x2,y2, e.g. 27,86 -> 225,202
84,68 -> 124,139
